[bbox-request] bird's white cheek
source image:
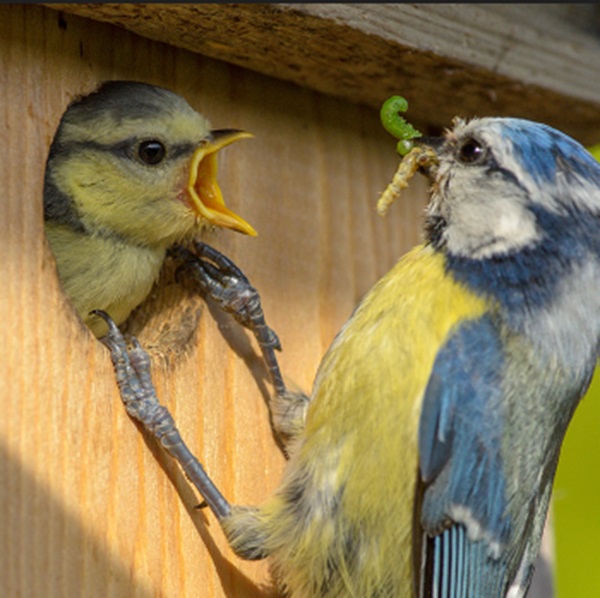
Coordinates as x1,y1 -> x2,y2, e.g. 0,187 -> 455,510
495,209 -> 539,246
476,206 -> 539,257
437,175 -> 540,258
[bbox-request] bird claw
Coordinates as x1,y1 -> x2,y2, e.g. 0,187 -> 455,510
171,242 -> 288,396
93,309 -> 232,519
173,242 -> 281,349
93,309 -> 172,430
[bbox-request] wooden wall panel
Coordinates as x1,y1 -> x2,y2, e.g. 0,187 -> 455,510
0,5 -> 427,596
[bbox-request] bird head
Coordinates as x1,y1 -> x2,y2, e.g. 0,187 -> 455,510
421,117 -> 600,260
44,80 -> 256,247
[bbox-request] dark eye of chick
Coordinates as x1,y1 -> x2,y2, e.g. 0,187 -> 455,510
138,140 -> 166,165
457,137 -> 487,165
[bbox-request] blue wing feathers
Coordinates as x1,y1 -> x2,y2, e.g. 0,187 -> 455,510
423,527 -> 511,598
418,315 -> 514,596
418,370 -> 455,483
419,315 -> 509,539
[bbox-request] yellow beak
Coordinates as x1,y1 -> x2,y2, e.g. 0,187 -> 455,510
187,129 -> 257,236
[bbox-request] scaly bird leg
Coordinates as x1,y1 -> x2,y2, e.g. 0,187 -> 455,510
170,242 -> 309,450
170,242 -> 285,396
94,310 -> 232,520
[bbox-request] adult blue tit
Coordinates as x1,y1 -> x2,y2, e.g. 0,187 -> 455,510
44,80 -> 255,338
98,115 -> 600,598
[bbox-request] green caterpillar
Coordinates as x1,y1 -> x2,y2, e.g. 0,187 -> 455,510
380,96 -> 422,156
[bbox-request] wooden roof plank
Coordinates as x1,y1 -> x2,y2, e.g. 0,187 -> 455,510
46,4 -> 600,144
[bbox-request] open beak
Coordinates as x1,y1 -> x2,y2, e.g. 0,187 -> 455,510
187,128 -> 257,236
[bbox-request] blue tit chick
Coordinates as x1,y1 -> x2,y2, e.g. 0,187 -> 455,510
44,80 -> 255,337
217,117 -> 600,597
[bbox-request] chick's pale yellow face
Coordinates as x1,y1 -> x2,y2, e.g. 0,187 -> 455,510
48,83 -> 255,248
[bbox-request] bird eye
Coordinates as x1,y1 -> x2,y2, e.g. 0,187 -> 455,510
457,138 -> 486,164
138,140 -> 166,165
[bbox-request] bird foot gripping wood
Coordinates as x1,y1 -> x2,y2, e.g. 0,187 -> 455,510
169,242 -> 286,393
94,310 -> 232,520
169,242 -> 310,450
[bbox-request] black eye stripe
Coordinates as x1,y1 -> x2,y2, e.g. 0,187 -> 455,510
56,139 -> 196,161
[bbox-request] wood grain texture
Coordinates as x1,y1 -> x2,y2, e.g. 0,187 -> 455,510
0,5 -> 428,597
45,3 -> 600,145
